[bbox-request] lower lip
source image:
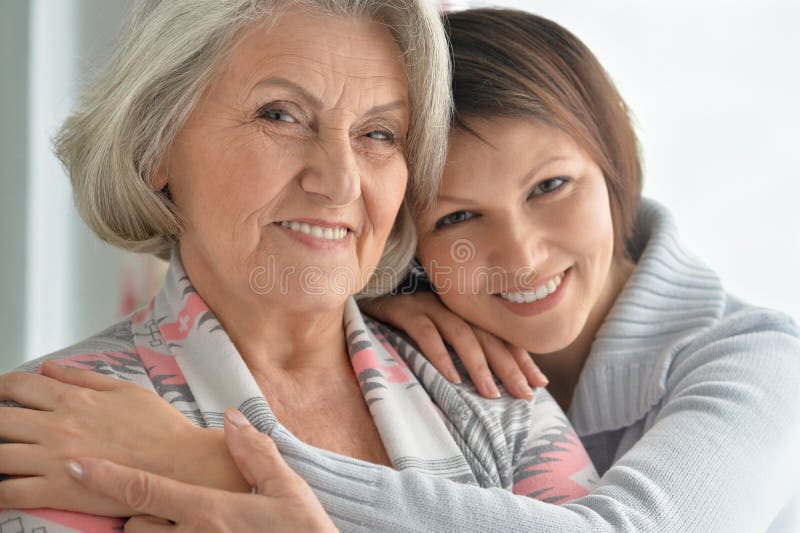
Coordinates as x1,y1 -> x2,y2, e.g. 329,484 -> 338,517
273,222 -> 352,251
493,268 -> 571,317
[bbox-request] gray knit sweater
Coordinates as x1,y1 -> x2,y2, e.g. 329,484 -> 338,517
282,199 -> 800,532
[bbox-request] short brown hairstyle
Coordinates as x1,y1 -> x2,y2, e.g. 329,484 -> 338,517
443,8 -> 642,259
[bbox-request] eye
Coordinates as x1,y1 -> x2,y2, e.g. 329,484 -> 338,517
366,130 -> 396,142
434,210 -> 477,230
261,108 -> 297,123
530,177 -> 569,198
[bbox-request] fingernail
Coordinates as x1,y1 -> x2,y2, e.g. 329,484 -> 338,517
516,379 -> 534,400
447,369 -> 462,384
66,460 -> 84,480
536,373 -> 550,386
484,377 -> 501,399
226,408 -> 250,428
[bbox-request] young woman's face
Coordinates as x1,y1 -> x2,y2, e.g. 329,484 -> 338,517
416,117 -> 617,354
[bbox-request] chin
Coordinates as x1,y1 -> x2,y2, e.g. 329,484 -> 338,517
504,317 -> 583,355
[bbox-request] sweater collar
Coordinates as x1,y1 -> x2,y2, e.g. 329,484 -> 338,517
568,198 -> 727,435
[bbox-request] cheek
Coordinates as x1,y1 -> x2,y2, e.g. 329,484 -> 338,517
417,237 -> 484,306
360,158 -> 408,258
560,180 -> 615,275
365,159 -> 407,230
174,130 -> 297,234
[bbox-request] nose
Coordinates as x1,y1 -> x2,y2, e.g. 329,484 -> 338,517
486,217 -> 549,287
300,134 -> 361,207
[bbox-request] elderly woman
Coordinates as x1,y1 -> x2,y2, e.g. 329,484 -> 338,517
8,6 -> 798,533
0,1 -> 598,531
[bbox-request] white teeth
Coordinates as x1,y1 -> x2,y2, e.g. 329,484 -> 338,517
280,221 -> 349,241
499,271 -> 565,304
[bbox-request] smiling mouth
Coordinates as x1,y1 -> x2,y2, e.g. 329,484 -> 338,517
278,220 -> 350,241
496,269 -> 568,304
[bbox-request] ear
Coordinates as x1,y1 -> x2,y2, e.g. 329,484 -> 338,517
148,144 -> 174,193
150,159 -> 169,192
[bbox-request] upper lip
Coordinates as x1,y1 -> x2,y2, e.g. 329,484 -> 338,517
494,268 -> 568,294
278,217 -> 356,234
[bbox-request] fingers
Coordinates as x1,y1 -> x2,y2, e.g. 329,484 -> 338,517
367,294 -> 463,384
474,329 -> 534,400
40,359 -> 120,392
124,515 -> 176,533
67,457 -> 198,522
223,409 -> 299,497
426,315 -> 500,398
0,372 -> 67,411
404,316 -> 462,384
0,443 -> 48,476
0,407 -> 50,444
0,475 -> 48,509
507,345 -> 549,388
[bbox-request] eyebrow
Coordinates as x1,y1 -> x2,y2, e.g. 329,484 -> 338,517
251,77 -> 324,108
437,155 -> 572,206
437,193 -> 479,206
517,155 -> 571,187
251,76 -> 407,116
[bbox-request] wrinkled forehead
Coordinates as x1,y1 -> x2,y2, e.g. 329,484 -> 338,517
214,10 -> 409,112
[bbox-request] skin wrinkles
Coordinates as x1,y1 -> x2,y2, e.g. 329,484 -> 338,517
154,11 -> 410,377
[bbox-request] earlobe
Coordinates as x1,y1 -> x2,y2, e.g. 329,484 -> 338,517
149,159 -> 173,201
149,154 -> 169,192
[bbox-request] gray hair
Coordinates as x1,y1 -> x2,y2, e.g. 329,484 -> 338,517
54,0 -> 451,299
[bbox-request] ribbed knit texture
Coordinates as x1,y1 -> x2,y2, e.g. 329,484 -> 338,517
275,199 -> 800,532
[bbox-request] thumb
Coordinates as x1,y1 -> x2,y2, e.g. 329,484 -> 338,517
223,408 -> 300,497
67,457 -> 198,522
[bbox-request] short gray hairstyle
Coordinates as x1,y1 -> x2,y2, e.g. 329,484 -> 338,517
55,0 -> 451,299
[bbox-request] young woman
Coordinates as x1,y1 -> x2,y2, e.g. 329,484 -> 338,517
3,7 -> 799,533
364,10 -> 800,531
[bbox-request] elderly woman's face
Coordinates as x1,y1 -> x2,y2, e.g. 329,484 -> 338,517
162,11 -> 409,311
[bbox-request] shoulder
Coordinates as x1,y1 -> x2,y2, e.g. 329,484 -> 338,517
674,295 -> 800,376
667,295 -> 800,421
10,317 -> 145,383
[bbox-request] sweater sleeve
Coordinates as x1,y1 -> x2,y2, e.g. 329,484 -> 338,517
280,310 -> 800,532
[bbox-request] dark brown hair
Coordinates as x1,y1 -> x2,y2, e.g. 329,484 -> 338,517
443,8 -> 642,259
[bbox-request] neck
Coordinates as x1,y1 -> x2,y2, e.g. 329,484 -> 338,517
178,246 -> 351,382
533,257 -> 634,411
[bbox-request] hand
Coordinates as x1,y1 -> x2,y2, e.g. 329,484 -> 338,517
67,409 -> 338,532
0,361 -> 247,515
362,292 -> 548,399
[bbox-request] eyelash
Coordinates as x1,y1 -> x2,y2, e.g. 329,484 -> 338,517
257,104 -> 398,144
528,177 -> 569,199
434,177 -> 570,230
260,108 -> 297,123
434,210 -> 476,230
